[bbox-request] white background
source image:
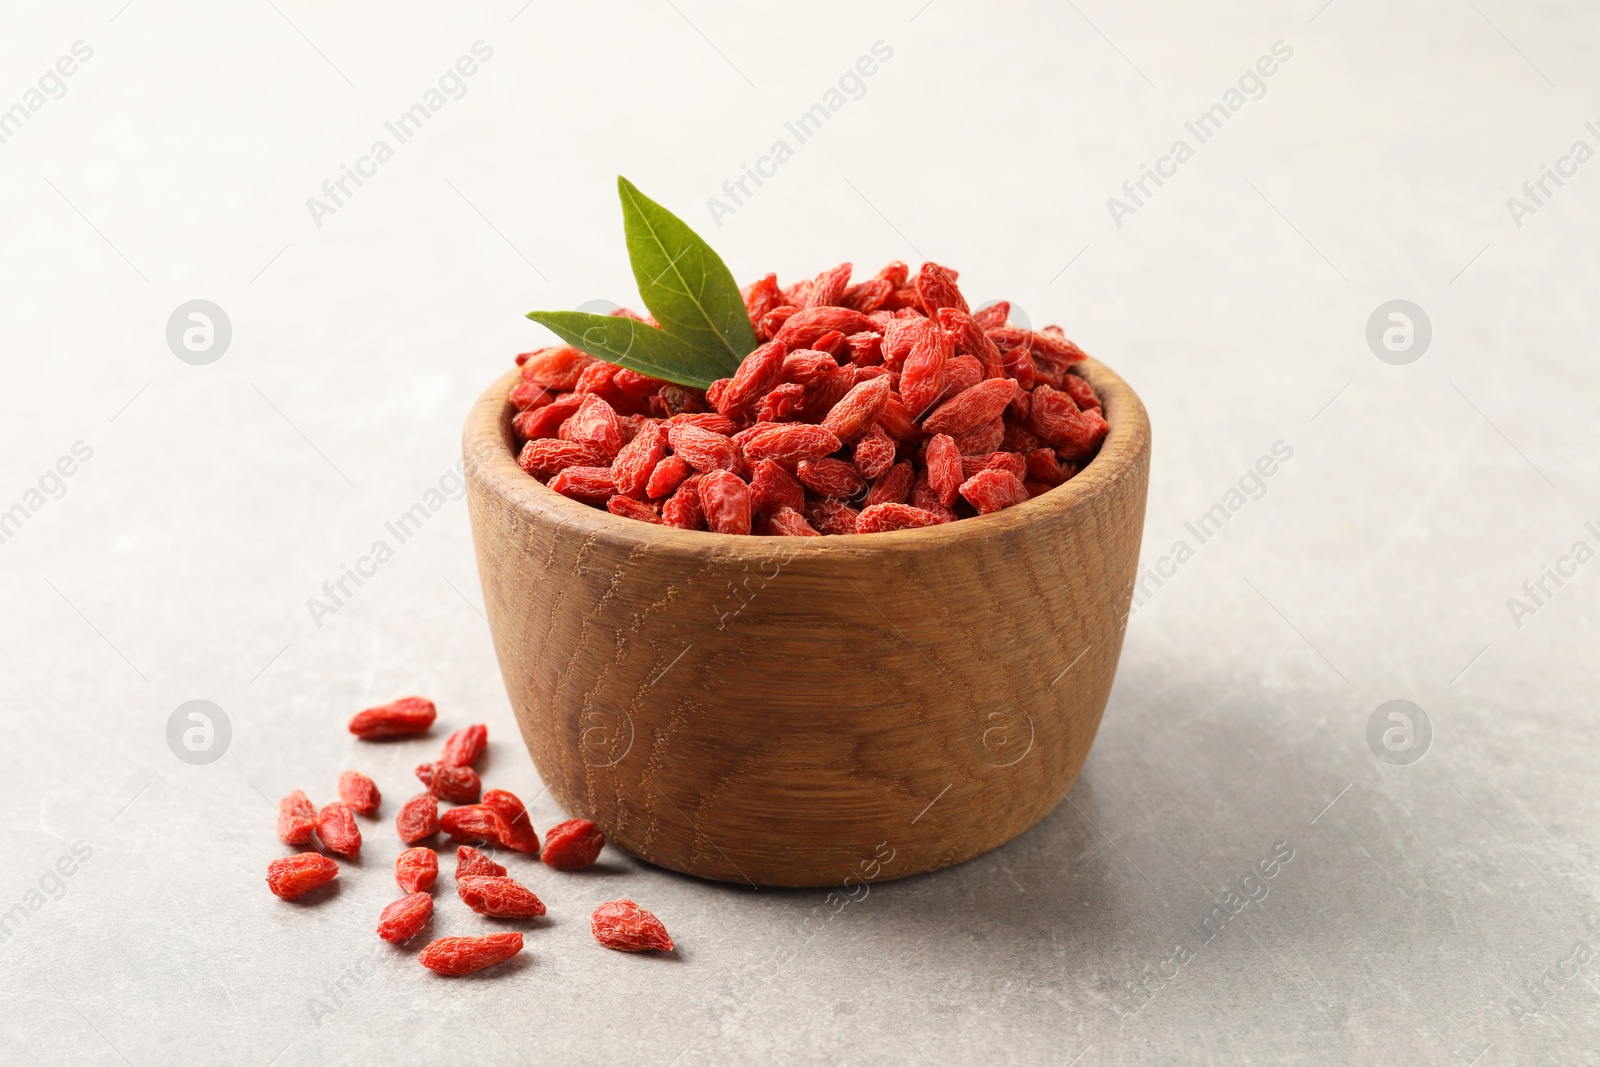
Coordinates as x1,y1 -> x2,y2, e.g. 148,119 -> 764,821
1,1 -> 1597,1064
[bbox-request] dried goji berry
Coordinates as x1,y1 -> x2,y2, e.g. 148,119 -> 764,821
1031,326 -> 1089,365
457,876 -> 547,919
842,278 -> 893,313
661,475 -> 705,530
925,434 -> 963,507
607,496 -> 661,523
574,361 -> 617,395
874,260 -> 910,288
740,423 -> 841,465
806,498 -> 860,535
951,418 -> 1005,456
797,458 -> 865,499
508,381 -> 553,411
456,846 -> 507,878
749,459 -> 805,517
337,771 -> 381,817
396,792 -> 440,844
911,470 -> 957,523
806,262 -> 852,308
656,384 -> 704,417
377,892 -> 434,942
667,411 -> 740,435
610,422 -> 668,498
767,506 -> 820,536
779,350 -> 838,387
1025,448 -> 1067,486
349,696 -> 436,739
591,900 -> 674,952
645,453 -> 692,499
812,330 -> 847,358
922,378 -> 1017,436
267,854 -> 338,900
440,804 -> 514,847
277,790 -> 317,845
852,424 -> 897,480
547,465 -> 616,503
699,470 -> 753,535
757,304 -> 799,341
863,461 -> 914,508
440,724 -> 487,768
773,307 -> 877,349
914,262 -> 968,316
481,789 -> 541,855
743,272 -> 782,328
317,802 -> 362,857
713,340 -> 787,418
899,319 -> 952,418
971,300 -> 1009,330
667,423 -> 740,473
937,308 -> 1005,378
756,381 -> 807,422
416,761 -> 481,804
520,346 -> 596,390
1061,372 -> 1100,411
856,503 -> 942,533
959,468 -> 1030,515
560,395 -> 626,458
541,818 -> 605,870
961,451 -> 1027,481
876,392 -> 919,442
819,376 -> 891,442
518,439 -> 609,479
518,392 -> 584,440
395,847 -> 438,893
418,933 -> 523,976
845,330 -> 884,366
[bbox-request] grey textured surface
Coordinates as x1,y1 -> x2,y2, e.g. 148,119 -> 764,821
2,1 -> 1597,1064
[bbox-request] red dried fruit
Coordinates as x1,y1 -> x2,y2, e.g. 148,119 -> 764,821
377,892 -> 434,942
1031,326 -> 1089,365
613,367 -> 667,398
560,395 -> 626,458
779,350 -> 838,387
743,272 -> 782,327
518,392 -> 584,439
971,301 -> 1009,330
518,439 -> 608,479
591,899 -> 674,952
656,384 -> 704,416
667,411 -> 740,435
749,459 -> 805,517
806,498 -> 860,535
520,346 -> 596,390
645,454 -> 692,499
874,260 -> 910,288
876,392 -> 920,442
961,451 -> 1028,481
607,496 -> 661,523
277,790 -> 317,846
1057,405 -> 1109,461
925,434 -> 963,507
853,424 -> 897,480
667,423 -> 740,473
440,723 -> 487,768
937,308 -> 1006,379
755,381 -> 807,422
863,461 -> 915,508
337,771 -> 381,818
317,802 -> 362,857
922,378 -> 1018,436
456,846 -> 507,878
418,933 -> 523,976
574,361 -> 617,395
806,262 -> 853,308
812,330 -> 847,358
267,854 -> 338,900
740,423 -> 841,465
547,465 -> 617,503
820,375 -> 892,442
952,418 -> 1005,456
773,307 -> 877,349
842,278 -> 893,314
508,381 -> 552,411
845,330 -> 884,366
959,468 -> 1030,515
856,503 -> 942,533
899,320 -> 952,418
395,847 -> 438,893
457,876 -> 547,919
1025,448 -> 1067,486
768,506 -> 820,536
1061,372 -> 1100,411
757,304 -> 798,341
440,804 -> 514,847
541,818 -> 605,870
416,761 -> 481,804
911,470 -> 957,523
661,475 -> 705,530
481,789 -> 541,855
797,458 -> 866,499
714,340 -> 787,418
396,792 -> 440,844
914,262 -> 968,316
610,422 -> 668,498
699,470 -> 753,535
349,696 -> 436,739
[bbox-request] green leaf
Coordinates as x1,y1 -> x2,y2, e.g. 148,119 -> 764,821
524,310 -> 727,389
617,175 -> 756,372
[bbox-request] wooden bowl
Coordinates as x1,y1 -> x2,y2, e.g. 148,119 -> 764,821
464,358 -> 1150,887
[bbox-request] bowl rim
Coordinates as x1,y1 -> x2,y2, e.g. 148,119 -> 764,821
463,355 -> 1149,558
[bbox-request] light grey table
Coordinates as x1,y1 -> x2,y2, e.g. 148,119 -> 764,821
2,2 -> 1596,1063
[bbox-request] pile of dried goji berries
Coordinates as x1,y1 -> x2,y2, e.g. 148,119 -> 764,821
265,696 -> 673,977
510,261 -> 1108,535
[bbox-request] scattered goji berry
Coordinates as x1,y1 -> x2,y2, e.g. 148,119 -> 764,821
418,933 -> 523,976
337,771 -> 381,817
395,847 -> 438,893
481,789 -> 541,855
349,696 -> 436,739
806,262 -> 852,309
520,346 -> 595,390
277,790 -> 317,845
396,792 -> 440,845
440,724 -> 487,768
591,900 -> 674,952
377,892 -> 434,943
317,802 -> 362,857
267,854 -> 338,900
779,350 -> 838,387
415,761 -> 481,804
806,498 -> 860,535
456,846 -> 507,878
457,876 -> 547,919
541,818 -> 605,870
440,804 -> 514,847
899,319 -> 952,418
